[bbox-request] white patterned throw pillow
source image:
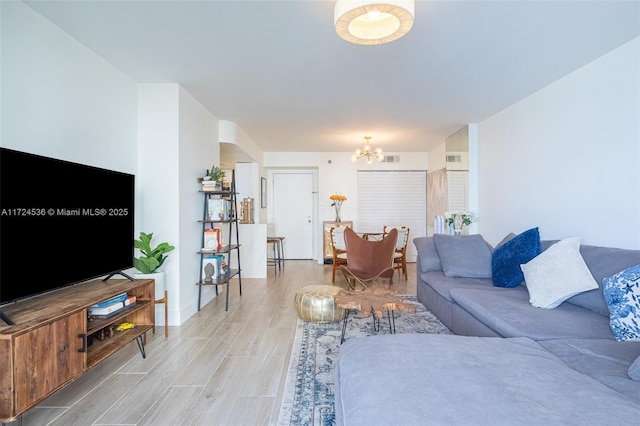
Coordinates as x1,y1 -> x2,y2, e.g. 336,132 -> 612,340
520,237 -> 598,309
603,264 -> 640,341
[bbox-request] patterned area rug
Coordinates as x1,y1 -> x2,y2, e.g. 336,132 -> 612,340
277,296 -> 451,426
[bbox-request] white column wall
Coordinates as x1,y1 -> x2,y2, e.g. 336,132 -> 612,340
177,86 -> 219,320
138,84 -> 221,324
137,84 -> 180,325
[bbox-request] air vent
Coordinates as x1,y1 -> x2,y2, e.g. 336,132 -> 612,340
447,154 -> 462,163
381,155 -> 400,163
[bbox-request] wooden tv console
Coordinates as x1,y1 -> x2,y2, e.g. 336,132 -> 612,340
0,278 -> 155,423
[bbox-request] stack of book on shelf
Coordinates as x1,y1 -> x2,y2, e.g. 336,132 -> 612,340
89,293 -> 136,319
202,179 -> 221,191
207,198 -> 231,221
201,254 -> 229,282
203,228 -> 222,251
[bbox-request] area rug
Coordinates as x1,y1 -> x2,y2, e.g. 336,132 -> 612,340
277,296 -> 451,426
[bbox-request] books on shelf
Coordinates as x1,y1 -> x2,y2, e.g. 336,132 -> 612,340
201,254 -> 227,282
90,295 -> 136,318
207,198 -> 231,221
202,180 -> 222,191
203,228 -> 222,251
93,292 -> 127,308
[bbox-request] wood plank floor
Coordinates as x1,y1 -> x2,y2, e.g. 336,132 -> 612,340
15,260 -> 416,426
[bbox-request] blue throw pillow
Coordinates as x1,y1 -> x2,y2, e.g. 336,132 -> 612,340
491,227 -> 541,288
603,264 -> 640,341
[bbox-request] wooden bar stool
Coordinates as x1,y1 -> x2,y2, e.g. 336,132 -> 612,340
267,237 -> 285,273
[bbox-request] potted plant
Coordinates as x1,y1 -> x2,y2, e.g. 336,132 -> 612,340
133,232 -> 175,306
209,165 -> 225,190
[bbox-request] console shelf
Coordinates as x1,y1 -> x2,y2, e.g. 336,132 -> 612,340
0,277 -> 155,423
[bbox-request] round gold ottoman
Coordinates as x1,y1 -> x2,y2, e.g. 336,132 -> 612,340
294,285 -> 346,323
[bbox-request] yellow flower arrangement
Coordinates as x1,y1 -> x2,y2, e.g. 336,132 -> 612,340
329,194 -> 347,222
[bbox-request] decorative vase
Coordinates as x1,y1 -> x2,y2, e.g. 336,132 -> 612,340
133,271 -> 166,302
453,214 -> 463,235
334,204 -> 341,223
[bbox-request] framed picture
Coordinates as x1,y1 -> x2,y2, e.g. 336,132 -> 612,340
261,177 -> 267,208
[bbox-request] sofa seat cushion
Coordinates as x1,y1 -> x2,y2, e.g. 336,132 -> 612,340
539,338 -> 640,403
419,270 -> 494,303
449,287 -> 614,340
335,334 -> 640,426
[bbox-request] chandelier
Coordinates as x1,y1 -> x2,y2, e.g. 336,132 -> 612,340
352,136 -> 383,163
334,0 -> 415,45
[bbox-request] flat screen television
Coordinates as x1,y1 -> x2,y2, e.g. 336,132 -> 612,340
0,147 -> 135,320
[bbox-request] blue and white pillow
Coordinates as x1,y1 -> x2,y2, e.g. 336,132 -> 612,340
603,264 -> 640,341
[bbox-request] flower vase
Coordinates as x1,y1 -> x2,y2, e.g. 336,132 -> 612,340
453,215 -> 463,235
334,203 -> 341,222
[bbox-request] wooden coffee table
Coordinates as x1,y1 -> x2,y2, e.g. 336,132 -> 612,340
334,286 -> 416,343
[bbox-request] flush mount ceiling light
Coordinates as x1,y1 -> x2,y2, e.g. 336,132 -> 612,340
334,0 -> 415,45
352,136 -> 383,164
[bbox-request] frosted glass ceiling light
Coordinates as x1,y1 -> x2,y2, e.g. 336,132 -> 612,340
334,0 -> 415,45
351,136 -> 383,163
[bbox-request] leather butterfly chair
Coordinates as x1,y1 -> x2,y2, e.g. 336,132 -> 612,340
340,227 -> 398,290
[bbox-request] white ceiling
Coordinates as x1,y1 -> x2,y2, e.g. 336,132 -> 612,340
25,0 -> 640,156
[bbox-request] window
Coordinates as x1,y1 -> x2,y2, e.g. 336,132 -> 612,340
447,170 -> 469,212
357,171 -> 427,262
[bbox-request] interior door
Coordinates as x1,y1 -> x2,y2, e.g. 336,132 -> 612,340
273,171 -> 314,259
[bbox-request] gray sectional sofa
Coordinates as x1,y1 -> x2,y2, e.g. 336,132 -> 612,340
335,235 -> 640,425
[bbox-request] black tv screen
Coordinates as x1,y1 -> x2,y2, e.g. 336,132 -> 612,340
0,147 -> 135,304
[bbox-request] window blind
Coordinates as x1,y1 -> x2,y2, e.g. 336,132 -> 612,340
357,171 -> 427,262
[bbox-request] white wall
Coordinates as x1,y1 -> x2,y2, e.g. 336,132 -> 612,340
2,2 -> 223,325
265,151 -> 428,226
1,2 -> 137,172
177,86 -> 219,319
264,151 -> 429,258
478,37 -> 640,249
138,84 -> 221,324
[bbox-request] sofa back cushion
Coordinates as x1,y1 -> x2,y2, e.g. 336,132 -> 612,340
492,227 -> 541,288
565,245 -> 640,316
433,234 -> 493,278
413,237 -> 442,273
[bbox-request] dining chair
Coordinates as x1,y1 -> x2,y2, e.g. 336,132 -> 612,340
383,225 -> 410,280
340,227 -> 398,290
330,226 -> 348,283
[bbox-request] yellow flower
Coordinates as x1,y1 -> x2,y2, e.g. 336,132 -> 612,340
329,194 -> 347,202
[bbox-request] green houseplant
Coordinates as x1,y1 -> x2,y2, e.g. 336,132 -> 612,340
209,165 -> 225,182
134,232 -> 175,274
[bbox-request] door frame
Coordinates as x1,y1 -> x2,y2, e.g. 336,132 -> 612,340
267,168 -> 319,261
